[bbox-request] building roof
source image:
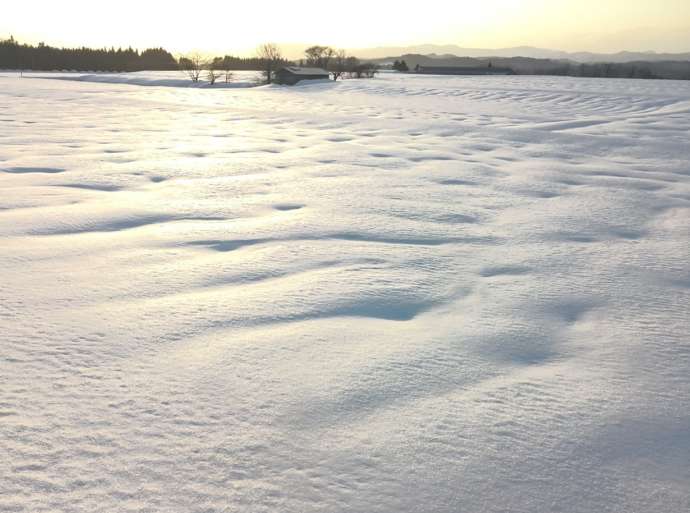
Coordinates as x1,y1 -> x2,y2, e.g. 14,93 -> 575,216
279,66 -> 330,76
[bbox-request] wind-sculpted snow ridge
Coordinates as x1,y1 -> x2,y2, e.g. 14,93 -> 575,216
1,73 -> 689,513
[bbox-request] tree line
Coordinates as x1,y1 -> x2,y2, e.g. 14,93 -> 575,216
547,62 -> 661,79
180,44 -> 378,84
294,45 -> 378,81
392,60 -> 409,72
388,55 -> 690,80
498,60 -> 687,80
0,38 -> 380,84
4,37 -> 686,81
0,36 -> 177,71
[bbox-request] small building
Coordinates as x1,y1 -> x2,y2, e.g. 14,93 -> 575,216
274,66 -> 330,85
416,66 -> 515,76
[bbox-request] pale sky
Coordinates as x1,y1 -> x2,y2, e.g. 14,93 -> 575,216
3,0 -> 690,56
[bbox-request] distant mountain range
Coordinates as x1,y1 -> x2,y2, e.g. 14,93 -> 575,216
353,44 -> 690,63
364,53 -> 690,80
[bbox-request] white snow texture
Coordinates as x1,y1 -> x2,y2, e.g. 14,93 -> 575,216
1,71 -> 689,513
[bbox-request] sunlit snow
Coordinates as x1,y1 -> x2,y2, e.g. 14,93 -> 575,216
1,71 -> 689,513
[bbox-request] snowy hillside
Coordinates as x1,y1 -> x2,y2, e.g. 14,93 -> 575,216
1,72 -> 689,513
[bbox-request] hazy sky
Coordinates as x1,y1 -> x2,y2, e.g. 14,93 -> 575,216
3,0 -> 689,55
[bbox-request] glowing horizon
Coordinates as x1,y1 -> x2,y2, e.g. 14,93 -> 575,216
3,0 -> 690,57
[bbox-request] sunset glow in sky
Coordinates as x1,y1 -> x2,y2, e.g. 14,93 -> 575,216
4,0 -> 690,55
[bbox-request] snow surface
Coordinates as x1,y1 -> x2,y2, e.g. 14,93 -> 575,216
4,70 -> 264,88
1,72 -> 689,513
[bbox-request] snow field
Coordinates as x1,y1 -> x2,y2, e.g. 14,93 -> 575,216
1,72 -> 689,512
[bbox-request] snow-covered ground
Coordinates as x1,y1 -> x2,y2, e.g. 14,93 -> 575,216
1,72 -> 689,513
2,70 -> 264,88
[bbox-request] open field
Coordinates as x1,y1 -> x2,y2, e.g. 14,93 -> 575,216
1,72 -> 689,512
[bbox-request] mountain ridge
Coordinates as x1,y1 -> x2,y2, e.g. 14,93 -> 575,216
367,53 -> 690,80
352,44 -> 690,63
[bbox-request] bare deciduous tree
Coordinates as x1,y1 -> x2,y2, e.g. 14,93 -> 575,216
304,45 -> 325,66
180,52 -> 205,82
212,57 -> 235,84
351,62 -> 378,79
321,47 -> 335,70
305,45 -> 335,69
332,49 -> 348,81
363,63 -> 379,78
206,58 -> 222,85
222,64 -> 233,84
256,43 -> 282,84
345,56 -> 360,77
